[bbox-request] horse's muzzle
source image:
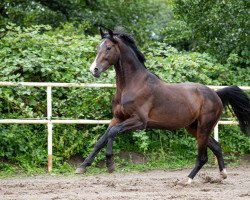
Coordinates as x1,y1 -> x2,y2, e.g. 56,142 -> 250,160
93,72 -> 100,78
90,66 -> 101,77
92,68 -> 101,77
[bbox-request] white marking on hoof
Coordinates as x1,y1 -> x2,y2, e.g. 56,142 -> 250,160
75,167 -> 86,174
187,178 -> 193,184
176,178 -> 193,186
220,168 -> 227,179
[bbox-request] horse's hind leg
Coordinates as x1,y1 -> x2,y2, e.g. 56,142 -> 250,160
187,131 -> 209,182
186,125 -> 227,180
185,113 -> 220,183
208,137 -> 227,179
185,123 -> 208,181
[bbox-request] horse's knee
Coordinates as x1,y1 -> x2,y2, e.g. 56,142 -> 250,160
108,126 -> 121,139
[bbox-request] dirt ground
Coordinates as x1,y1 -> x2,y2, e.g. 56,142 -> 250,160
0,164 -> 250,200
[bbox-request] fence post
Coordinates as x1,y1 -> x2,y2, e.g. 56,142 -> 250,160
213,123 -> 219,164
214,123 -> 219,142
47,86 -> 53,173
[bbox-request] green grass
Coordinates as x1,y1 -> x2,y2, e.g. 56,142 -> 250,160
0,151 -> 245,179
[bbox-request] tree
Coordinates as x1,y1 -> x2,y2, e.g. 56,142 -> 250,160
172,0 -> 249,65
0,0 -> 172,44
0,0 -> 86,27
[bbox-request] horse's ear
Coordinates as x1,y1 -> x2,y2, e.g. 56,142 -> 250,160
100,27 -> 105,38
108,29 -> 114,38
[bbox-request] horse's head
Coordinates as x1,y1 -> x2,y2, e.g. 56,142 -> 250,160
90,28 -> 120,77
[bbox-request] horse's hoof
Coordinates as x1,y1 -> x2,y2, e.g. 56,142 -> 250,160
107,164 -> 115,173
187,178 -> 193,184
220,169 -> 227,179
176,178 -> 192,186
75,167 -> 87,174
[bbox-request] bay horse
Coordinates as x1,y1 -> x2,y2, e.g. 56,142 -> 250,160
76,28 -> 250,184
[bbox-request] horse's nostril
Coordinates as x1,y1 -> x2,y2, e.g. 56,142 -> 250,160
94,68 -> 99,72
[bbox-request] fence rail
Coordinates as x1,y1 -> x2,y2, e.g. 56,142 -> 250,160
0,81 -> 116,88
0,81 -> 249,172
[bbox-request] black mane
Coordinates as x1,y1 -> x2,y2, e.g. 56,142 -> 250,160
103,32 -> 146,65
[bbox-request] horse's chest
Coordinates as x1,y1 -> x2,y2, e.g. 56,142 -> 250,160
112,95 -> 136,119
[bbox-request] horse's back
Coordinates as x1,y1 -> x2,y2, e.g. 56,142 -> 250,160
147,82 -> 223,130
162,82 -> 223,113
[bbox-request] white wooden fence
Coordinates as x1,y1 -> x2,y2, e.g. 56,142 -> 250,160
0,81 -> 249,172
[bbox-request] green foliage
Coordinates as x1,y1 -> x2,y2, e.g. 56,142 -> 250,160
161,20 -> 193,50
85,0 -> 172,44
0,23 -> 99,83
220,126 -> 250,156
146,44 -> 223,85
145,42 -> 249,86
133,130 -> 150,152
172,0 -> 249,65
0,0 -> 172,44
0,0 -> 67,28
0,124 -> 47,171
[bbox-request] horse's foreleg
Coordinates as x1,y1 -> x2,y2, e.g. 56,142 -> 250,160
106,117 -> 144,173
105,125 -> 122,173
75,119 -> 119,174
75,129 -> 109,173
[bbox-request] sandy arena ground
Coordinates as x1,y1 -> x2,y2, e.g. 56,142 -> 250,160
0,164 -> 250,200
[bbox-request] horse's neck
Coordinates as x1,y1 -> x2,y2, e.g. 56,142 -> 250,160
114,46 -> 146,91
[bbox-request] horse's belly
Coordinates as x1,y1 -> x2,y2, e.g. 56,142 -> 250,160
147,119 -> 191,130
147,106 -> 199,130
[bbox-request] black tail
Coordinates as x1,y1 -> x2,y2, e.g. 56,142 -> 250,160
216,86 -> 250,136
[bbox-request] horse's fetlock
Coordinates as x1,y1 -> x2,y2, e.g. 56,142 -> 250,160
106,154 -> 114,166
82,158 -> 92,167
106,153 -> 114,158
